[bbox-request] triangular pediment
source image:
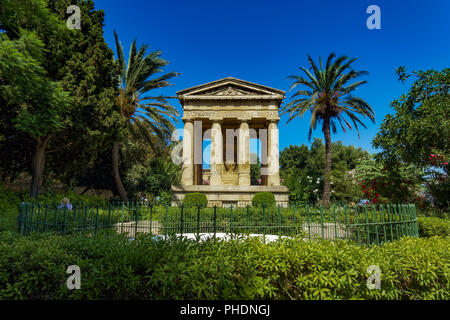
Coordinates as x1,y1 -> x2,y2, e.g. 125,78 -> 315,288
177,77 -> 285,100
201,84 -> 262,96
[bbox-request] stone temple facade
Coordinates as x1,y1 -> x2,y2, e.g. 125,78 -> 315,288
171,77 -> 289,207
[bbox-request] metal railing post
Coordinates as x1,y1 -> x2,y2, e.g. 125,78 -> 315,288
18,203 -> 27,235
94,204 -> 99,234
197,205 -> 201,239
263,205 -> 266,236
83,205 -> 87,232
61,207 -> 67,234
278,205 -> 281,237
134,206 -> 139,237
246,205 -> 249,234
213,205 -> 217,239
165,206 -> 168,236
42,204 -> 48,233
150,205 -> 153,235
320,206 -> 324,239
373,205 -> 379,245
230,205 -> 233,235
180,205 -> 184,237
307,205 -> 311,240
355,206 -> 360,245
35,204 -> 41,233
107,204 -> 112,230
364,206 -> 370,245
333,206 -> 337,241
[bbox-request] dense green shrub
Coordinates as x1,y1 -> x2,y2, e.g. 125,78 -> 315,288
0,233 -> 448,300
417,208 -> 449,219
0,186 -> 21,232
22,190 -> 109,207
418,217 -> 450,238
157,190 -> 173,206
252,192 -> 275,208
182,193 -> 208,208
0,186 -> 113,233
125,157 -> 181,201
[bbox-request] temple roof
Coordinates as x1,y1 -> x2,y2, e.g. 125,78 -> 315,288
177,77 -> 285,101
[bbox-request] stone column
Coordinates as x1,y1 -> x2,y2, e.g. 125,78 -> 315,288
181,120 -> 194,185
193,120 -> 203,185
259,127 -> 268,185
267,120 -> 280,186
210,121 -> 223,186
238,121 -> 250,186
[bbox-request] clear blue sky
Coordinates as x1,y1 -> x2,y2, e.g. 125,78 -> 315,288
95,0 -> 450,154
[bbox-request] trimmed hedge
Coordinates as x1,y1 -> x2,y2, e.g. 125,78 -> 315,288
182,192 -> 208,208
0,232 -> 448,300
418,217 -> 450,238
252,192 -> 275,208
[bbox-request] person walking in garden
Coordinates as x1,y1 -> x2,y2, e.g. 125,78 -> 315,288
58,198 -> 72,210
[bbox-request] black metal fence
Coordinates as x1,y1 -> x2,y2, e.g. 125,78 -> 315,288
17,202 -> 419,245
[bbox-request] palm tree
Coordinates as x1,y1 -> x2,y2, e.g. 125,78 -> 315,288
282,53 -> 375,206
113,30 -> 179,202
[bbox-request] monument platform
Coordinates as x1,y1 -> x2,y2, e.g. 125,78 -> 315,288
172,185 -> 289,207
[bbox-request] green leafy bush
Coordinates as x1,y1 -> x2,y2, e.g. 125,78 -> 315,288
0,186 -> 21,232
0,186 -> 112,233
27,191 -> 108,207
158,190 -> 172,206
418,217 -> 450,238
0,233 -> 448,300
182,193 -> 208,208
252,192 -> 275,208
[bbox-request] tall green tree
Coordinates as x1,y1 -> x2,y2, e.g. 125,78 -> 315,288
373,68 -> 449,167
0,0 -> 118,197
45,0 -> 119,190
0,0 -> 73,197
373,67 -> 449,209
282,53 -> 375,206
113,31 -> 179,202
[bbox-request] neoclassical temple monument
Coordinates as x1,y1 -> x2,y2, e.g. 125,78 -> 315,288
172,77 -> 289,207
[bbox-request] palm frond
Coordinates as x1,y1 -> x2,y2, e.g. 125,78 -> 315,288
113,32 -> 179,149
283,53 -> 374,140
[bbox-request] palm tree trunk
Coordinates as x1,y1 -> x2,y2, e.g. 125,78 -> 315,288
112,141 -> 128,202
322,118 -> 332,206
30,136 -> 50,198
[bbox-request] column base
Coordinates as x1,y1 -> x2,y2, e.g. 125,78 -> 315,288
172,185 -> 289,207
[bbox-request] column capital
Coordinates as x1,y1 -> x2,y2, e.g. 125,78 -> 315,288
239,121 -> 250,129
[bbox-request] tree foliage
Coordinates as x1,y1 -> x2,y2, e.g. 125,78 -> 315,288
280,139 -> 369,205
373,67 -> 449,209
354,158 -> 424,204
0,0 -> 119,198
373,68 -> 449,168
111,30 -> 179,201
282,53 -> 374,205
